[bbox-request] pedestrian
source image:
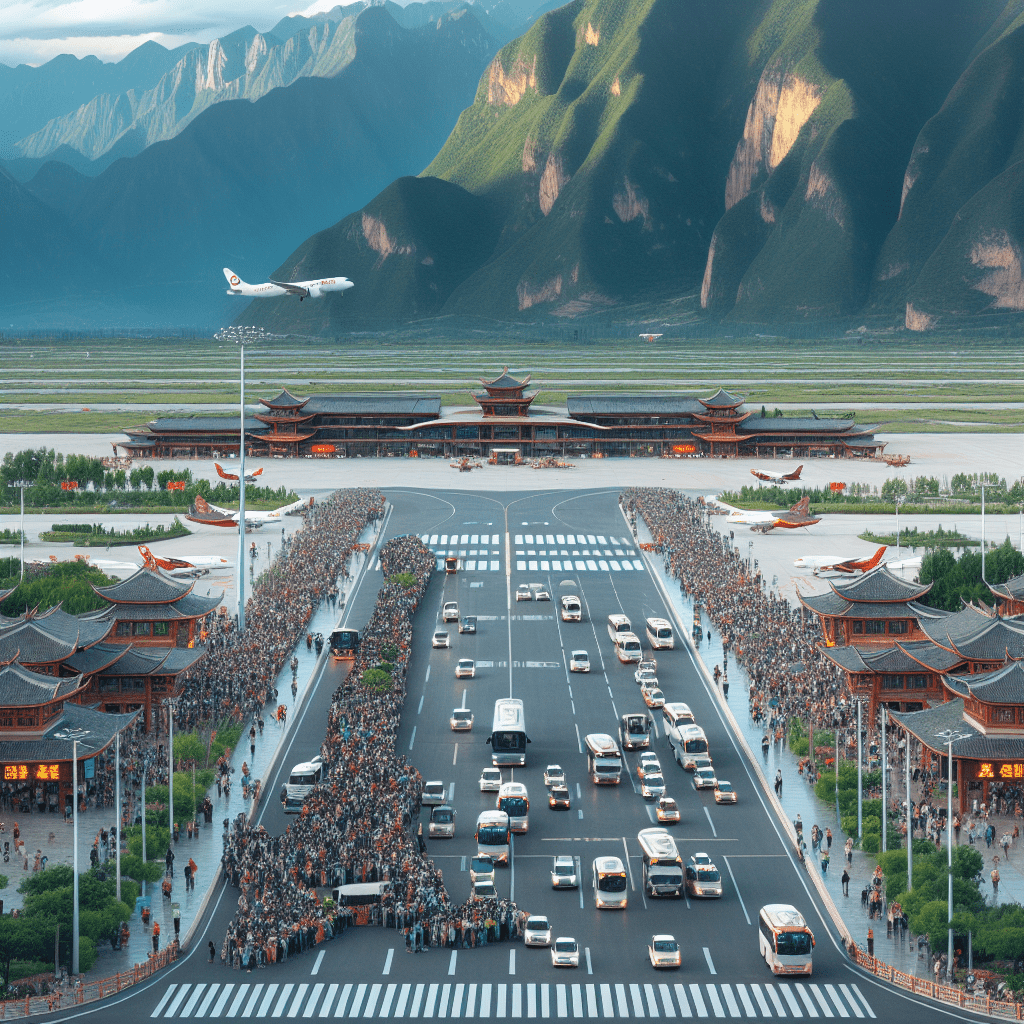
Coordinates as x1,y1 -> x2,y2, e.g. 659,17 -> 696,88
991,866 -> 1000,899
820,850 -> 829,874
775,769 -> 782,796
152,921 -> 160,953
209,940 -> 216,963
165,846 -> 174,876
845,837 -> 854,865
841,868 -> 850,897
184,863 -> 192,892
188,857 -> 198,891
825,827 -> 833,850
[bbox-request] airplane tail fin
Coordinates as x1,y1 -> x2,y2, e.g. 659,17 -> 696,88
223,268 -> 248,292
785,465 -> 804,480
790,495 -> 810,516
214,462 -> 239,481
862,546 -> 886,571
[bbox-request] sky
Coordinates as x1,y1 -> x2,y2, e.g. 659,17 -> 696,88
0,0 -> 401,67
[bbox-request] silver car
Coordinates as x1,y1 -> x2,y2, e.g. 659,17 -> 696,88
515,585 -> 533,601
693,766 -> 718,791
479,767 -> 502,792
641,772 -> 666,800
551,937 -> 580,968
551,855 -> 578,889
432,630 -> 450,648
544,765 -> 565,787
648,934 -> 681,969
570,650 -> 590,672
524,915 -> 552,947
422,780 -> 446,805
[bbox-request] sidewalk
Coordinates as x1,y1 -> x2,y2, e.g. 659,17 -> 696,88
0,523 -> 379,981
638,518 -> 1024,980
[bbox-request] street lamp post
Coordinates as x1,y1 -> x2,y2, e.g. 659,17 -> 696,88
935,727 -> 970,984
166,699 -> 176,843
881,707 -> 888,853
115,729 -> 121,902
906,728 -> 913,893
54,727 -> 90,976
13,480 -> 30,581
857,700 -> 864,840
895,494 -> 906,557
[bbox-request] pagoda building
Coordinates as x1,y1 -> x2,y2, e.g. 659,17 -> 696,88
989,570 -> 1024,617
472,368 -> 538,417
690,389 -> 753,457
254,389 -> 317,456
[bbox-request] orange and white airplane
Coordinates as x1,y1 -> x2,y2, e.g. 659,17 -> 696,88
751,464 -> 803,484
186,494 -> 308,530
215,462 -> 264,483
709,495 -> 821,532
793,546 -> 886,576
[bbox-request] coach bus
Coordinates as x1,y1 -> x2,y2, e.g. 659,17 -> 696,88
487,698 -> 529,766
758,904 -> 814,975
671,724 -> 709,770
475,810 -> 511,864
497,781 -> 530,833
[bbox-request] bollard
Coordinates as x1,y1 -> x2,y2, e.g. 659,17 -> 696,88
867,928 -> 874,957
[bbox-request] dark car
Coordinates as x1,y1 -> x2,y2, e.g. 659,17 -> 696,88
459,616 -> 477,634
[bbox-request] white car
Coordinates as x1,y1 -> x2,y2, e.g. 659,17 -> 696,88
690,754 -> 713,775
455,658 -> 475,678
544,765 -> 565,787
641,773 -> 666,800
714,780 -> 738,804
637,752 -> 661,778
442,601 -> 460,622
450,708 -> 474,731
685,855 -> 723,898
535,589 -> 551,602
422,781 -> 446,805
634,668 -> 658,687
551,937 -> 580,968
524,916 -> 552,947
550,855 -> 578,889
471,855 -> 495,882
560,596 -> 582,621
515,585 -> 533,601
472,880 -> 498,901
479,767 -> 502,792
569,650 -> 590,673
693,766 -> 717,791
432,630 -> 450,648
648,935 -> 681,969
428,805 -> 456,838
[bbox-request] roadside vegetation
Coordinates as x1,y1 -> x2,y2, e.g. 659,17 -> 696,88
920,539 -> 1024,611
0,559 -> 116,615
39,518 -> 190,546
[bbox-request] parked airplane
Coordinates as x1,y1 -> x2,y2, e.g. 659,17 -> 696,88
751,464 -> 803,484
186,494 -> 309,529
793,546 -> 886,576
86,547 -> 232,579
223,267 -> 353,301
886,554 -> 923,574
215,462 -> 264,483
710,495 -> 822,533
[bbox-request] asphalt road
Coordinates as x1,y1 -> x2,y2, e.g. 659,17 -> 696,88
43,489 -> 993,1023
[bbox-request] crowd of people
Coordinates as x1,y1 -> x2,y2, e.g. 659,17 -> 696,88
220,529 -> 523,968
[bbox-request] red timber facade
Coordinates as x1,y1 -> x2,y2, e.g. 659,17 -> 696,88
119,372 -> 886,461
801,566 -> 1024,814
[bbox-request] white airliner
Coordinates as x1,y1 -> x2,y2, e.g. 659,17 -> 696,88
186,495 -> 310,530
705,495 -> 821,532
793,547 -> 886,576
751,464 -> 803,484
223,267 -> 353,301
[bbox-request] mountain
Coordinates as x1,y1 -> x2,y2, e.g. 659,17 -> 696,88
0,5 -> 498,329
244,0 -> 1024,333
0,41 -> 199,157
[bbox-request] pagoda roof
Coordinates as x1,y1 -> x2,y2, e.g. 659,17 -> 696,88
700,388 -> 744,409
944,662 -> 1024,705
260,388 -> 308,410
83,643 -> 205,676
946,616 -> 1024,662
96,590 -> 222,621
895,640 -> 965,673
304,395 -> 441,416
0,702 -> 141,762
566,395 -> 705,416
259,430 -> 317,443
147,416 -> 268,435
799,589 -> 947,621
820,641 -> 945,674
742,417 -> 865,434
691,430 -> 756,442
990,572 -> 1024,602
918,604 -> 1014,652
0,663 -> 86,707
480,367 -> 530,390
891,698 -> 1024,759
91,567 -> 195,605
0,588 -> 13,604
829,566 -> 932,603
0,607 -> 113,664
820,646 -> 871,672
400,413 -> 607,431
63,643 -> 131,675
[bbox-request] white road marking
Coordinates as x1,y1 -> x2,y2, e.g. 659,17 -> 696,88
311,950 -> 325,976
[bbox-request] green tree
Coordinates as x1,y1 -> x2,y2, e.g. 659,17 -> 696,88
881,478 -> 909,502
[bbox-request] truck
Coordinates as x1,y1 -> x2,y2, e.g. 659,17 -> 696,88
637,828 -> 684,897
619,712 -> 651,751
584,733 -> 622,785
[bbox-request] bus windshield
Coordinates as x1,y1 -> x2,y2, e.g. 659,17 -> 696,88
695,868 -> 721,883
684,735 -> 708,754
499,797 -> 528,817
492,732 -> 526,754
776,931 -> 813,956
598,873 -> 627,893
477,824 -> 509,845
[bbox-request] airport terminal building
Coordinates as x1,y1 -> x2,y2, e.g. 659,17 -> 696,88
121,369 -> 885,461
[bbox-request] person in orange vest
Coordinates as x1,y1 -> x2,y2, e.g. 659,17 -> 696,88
152,920 -> 160,953
188,857 -> 198,892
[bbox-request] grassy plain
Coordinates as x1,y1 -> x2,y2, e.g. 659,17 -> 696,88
1,334 -> 1021,433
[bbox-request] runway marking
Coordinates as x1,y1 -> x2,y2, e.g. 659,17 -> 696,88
150,978 -> 874,1018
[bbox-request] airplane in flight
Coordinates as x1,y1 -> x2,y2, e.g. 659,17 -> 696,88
215,462 -> 264,483
186,494 -> 309,530
793,546 -> 886,576
708,495 -> 822,533
751,464 -> 803,484
223,268 -> 353,301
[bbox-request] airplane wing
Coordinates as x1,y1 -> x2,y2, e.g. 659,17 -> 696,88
770,495 -> 821,529
750,469 -> 778,482
269,279 -> 310,298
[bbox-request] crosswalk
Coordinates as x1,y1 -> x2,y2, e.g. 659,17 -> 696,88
150,979 -> 875,1019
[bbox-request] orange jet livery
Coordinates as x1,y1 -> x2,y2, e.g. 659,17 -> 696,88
793,546 -> 887,576
710,495 -> 822,533
750,464 -> 803,483
215,462 -> 264,483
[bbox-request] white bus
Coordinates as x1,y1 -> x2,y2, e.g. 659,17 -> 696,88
475,810 -> 511,864
607,614 -> 632,642
637,828 -> 683,897
758,905 -> 814,975
592,856 -> 628,909
584,734 -> 622,784
488,698 -> 529,766
614,632 -> 643,664
282,755 -> 323,813
671,724 -> 709,770
661,703 -> 695,744
645,617 -> 674,650
497,781 -> 530,833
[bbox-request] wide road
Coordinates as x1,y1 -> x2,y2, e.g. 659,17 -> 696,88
50,489 -> 988,1024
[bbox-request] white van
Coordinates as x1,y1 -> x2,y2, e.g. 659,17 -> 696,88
282,755 -> 323,813
607,614 -> 632,642
614,632 -> 643,663
593,856 -> 628,909
561,596 -> 582,622
645,617 -> 674,650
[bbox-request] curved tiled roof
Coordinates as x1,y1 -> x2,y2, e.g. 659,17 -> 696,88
830,566 -> 932,603
919,605 -> 995,648
820,646 -> 870,672
105,592 -> 222,621
0,664 -> 86,707
990,572 -> 1024,602
63,643 -> 131,675
945,662 -> 1024,705
895,640 -> 964,673
480,367 -> 530,390
947,617 -> 1024,662
799,591 -> 946,621
91,568 -> 194,605
566,396 -> 705,416
306,395 -> 441,416
742,416 -> 862,433
700,388 -> 744,408
0,619 -> 78,664
260,388 -> 308,409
